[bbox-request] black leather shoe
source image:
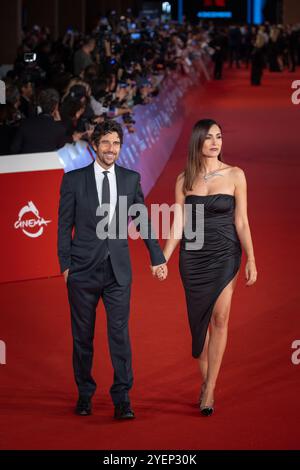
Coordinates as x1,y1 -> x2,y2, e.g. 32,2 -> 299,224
75,397 -> 92,416
114,402 -> 135,420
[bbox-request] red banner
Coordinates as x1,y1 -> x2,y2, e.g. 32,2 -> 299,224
0,170 -> 63,283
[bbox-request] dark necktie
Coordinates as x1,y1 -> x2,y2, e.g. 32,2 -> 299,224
102,171 -> 110,231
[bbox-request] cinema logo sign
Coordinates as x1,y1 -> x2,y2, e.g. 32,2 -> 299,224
14,201 -> 51,238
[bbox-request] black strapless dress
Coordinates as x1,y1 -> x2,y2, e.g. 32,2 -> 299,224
179,194 -> 242,358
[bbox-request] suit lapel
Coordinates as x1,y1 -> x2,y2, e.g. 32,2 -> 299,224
113,164 -> 128,234
86,163 -> 99,223
115,163 -> 127,199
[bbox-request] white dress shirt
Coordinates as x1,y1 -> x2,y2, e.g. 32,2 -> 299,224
94,160 -> 117,224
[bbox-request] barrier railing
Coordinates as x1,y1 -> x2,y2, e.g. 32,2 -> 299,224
0,55 -> 212,283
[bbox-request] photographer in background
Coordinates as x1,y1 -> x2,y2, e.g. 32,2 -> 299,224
3,15 -> 208,154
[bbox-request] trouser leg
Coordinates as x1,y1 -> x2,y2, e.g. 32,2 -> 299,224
102,258 -> 133,405
67,270 -> 102,398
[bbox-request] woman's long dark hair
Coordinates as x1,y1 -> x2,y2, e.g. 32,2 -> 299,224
183,119 -> 223,194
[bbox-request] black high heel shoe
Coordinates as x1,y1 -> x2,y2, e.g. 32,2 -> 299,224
200,390 -> 214,417
200,401 -> 214,416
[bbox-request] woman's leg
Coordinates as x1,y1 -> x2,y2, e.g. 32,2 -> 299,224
198,328 -> 210,383
201,271 -> 239,407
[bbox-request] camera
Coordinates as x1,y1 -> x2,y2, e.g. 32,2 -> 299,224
24,53 -> 37,63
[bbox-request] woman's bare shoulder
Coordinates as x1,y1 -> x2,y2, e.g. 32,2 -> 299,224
224,165 -> 245,177
231,166 -> 246,179
176,171 -> 185,181
175,172 -> 185,187
227,166 -> 247,192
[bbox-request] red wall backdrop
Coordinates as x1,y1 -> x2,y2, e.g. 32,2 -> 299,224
1,170 -> 63,283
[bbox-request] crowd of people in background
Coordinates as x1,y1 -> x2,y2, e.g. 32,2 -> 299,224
207,23 -> 300,83
0,11 -> 300,156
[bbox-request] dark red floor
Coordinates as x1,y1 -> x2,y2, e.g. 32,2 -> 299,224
1,66 -> 300,449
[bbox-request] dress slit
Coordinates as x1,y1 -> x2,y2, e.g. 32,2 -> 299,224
191,262 -> 240,358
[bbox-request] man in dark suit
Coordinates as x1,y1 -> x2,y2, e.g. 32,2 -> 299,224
11,88 -> 68,154
58,120 -> 167,420
18,76 -> 36,118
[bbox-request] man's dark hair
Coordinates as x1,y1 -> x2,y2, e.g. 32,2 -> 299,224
38,88 -> 60,114
92,120 -> 123,146
18,74 -> 32,87
68,84 -> 87,100
60,97 -> 85,120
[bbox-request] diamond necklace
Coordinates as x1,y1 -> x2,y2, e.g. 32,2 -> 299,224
203,161 -> 223,183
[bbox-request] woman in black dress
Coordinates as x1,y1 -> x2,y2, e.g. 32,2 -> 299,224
251,29 -> 266,86
160,119 -> 257,416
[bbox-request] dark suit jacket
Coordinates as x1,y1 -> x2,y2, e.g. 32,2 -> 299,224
11,114 -> 68,154
57,162 -> 166,286
19,96 -> 36,119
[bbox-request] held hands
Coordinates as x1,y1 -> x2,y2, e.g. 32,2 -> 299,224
245,259 -> 257,286
150,263 -> 168,281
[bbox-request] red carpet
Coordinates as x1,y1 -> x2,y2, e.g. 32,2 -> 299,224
1,66 -> 300,450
